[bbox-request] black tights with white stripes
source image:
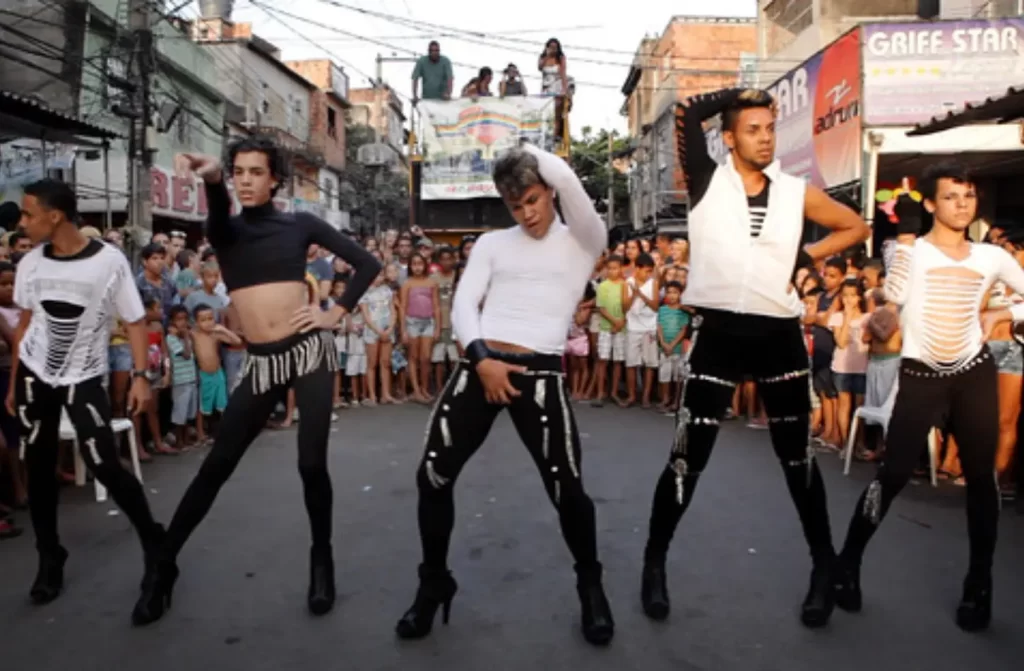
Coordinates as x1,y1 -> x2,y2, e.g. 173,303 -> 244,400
15,365 -> 162,553
645,309 -> 835,565
415,354 -> 599,574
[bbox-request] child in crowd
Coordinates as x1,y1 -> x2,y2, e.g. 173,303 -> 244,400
346,296 -> 367,406
138,296 -> 174,456
331,278 -> 350,408
385,263 -> 408,402
221,301 -> 246,394
400,253 -> 439,403
829,279 -> 869,451
184,261 -> 227,323
430,246 -> 458,392
567,298 -> 591,400
594,255 -> 626,407
361,266 -> 397,405
192,304 -> 241,442
623,253 -> 659,408
657,280 -> 688,413
166,305 -> 198,449
0,261 -> 27,520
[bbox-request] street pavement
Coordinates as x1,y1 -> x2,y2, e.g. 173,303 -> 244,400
1,403 -> 1022,671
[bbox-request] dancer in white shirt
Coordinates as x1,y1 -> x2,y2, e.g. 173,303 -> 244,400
640,88 -> 870,628
833,162 -> 1024,632
394,142 -> 614,646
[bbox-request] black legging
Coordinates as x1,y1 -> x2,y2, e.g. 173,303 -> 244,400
161,330 -> 337,559
416,353 -> 599,573
645,309 -> 835,564
840,351 -> 1000,575
15,367 -> 162,552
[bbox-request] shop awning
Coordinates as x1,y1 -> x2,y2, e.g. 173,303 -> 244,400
906,86 -> 1024,137
0,89 -> 121,145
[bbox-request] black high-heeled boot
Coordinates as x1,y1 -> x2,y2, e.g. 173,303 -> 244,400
800,561 -> 835,628
395,565 -> 457,640
640,559 -> 670,621
131,560 -> 179,627
955,573 -> 992,632
577,564 -> 614,646
308,546 -> 336,616
30,545 -> 68,604
832,557 -> 862,613
140,524 -> 167,590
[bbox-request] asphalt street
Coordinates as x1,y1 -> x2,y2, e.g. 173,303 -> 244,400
1,403 -> 1022,671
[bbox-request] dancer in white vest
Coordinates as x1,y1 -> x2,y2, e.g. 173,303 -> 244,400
640,88 -> 870,628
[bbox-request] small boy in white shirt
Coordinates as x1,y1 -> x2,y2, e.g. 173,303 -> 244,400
622,253 -> 659,407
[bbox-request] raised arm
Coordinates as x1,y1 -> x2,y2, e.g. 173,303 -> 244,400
676,88 -> 744,207
300,213 -> 382,313
177,153 -> 231,249
450,234 -> 494,347
802,185 -> 871,262
884,194 -> 923,306
520,142 -> 606,258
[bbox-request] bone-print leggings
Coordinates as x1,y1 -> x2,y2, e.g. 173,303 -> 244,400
15,365 -> 162,553
644,309 -> 836,564
415,354 -> 599,572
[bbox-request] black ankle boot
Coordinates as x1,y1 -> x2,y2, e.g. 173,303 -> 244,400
956,573 -> 992,632
800,561 -> 835,628
577,564 -> 614,646
30,545 -> 68,604
307,546 -> 336,616
131,560 -> 179,627
640,559 -> 670,621
395,565 -> 458,640
140,524 -> 167,590
832,557 -> 862,613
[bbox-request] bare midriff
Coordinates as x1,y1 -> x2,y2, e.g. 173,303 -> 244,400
485,339 -> 534,354
230,281 -> 310,344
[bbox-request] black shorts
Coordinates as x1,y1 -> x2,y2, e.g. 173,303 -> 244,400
812,367 -> 838,399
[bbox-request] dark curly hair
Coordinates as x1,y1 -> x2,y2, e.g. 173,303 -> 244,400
227,135 -> 289,197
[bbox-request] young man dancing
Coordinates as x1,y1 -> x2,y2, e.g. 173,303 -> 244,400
640,88 -> 870,628
7,179 -> 160,604
833,163 -> 1024,631
395,142 -> 614,646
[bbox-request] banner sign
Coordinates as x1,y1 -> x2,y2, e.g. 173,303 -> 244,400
150,164 -> 317,221
862,19 -> 1024,125
702,29 -> 862,189
418,96 -> 558,200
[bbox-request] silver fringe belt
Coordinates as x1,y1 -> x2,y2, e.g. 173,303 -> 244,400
240,330 -> 339,395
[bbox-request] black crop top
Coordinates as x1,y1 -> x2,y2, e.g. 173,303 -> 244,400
204,180 -> 380,312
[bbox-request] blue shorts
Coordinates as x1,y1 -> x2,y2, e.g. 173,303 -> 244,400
405,316 -> 435,338
199,368 -> 228,415
109,344 -> 132,372
833,372 -> 866,395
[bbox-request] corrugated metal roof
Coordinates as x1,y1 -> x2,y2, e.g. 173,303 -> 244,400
0,89 -> 121,140
907,86 -> 1024,137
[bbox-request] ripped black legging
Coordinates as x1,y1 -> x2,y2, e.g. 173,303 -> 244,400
15,365 -> 162,553
840,352 -> 1000,575
645,309 -> 835,564
161,330 -> 338,560
416,353 -> 599,573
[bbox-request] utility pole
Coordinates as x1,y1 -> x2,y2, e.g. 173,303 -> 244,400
606,130 -> 614,229
128,0 -> 154,247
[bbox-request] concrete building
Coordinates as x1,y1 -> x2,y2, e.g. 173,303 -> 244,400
348,86 -> 407,168
620,16 -> 757,231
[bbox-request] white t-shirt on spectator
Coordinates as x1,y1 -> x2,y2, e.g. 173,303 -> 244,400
626,277 -> 657,333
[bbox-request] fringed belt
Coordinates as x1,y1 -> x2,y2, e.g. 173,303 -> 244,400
241,330 -> 338,395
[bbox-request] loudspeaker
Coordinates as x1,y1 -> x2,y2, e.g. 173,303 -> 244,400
917,0 -> 939,19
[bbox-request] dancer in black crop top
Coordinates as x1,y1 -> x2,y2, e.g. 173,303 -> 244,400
133,137 -> 381,627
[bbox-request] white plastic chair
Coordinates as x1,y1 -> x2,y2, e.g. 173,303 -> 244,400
842,378 -> 938,486
63,410 -> 143,503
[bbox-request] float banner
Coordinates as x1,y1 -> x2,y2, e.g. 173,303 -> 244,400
418,96 -> 558,200
713,29 -> 861,188
862,19 -> 1024,125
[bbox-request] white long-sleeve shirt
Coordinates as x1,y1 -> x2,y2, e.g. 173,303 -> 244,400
450,143 -> 607,355
885,238 -> 1024,370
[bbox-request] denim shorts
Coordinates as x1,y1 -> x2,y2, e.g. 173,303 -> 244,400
988,339 -> 1023,375
405,316 -> 435,338
833,372 -> 866,396
109,343 -> 132,372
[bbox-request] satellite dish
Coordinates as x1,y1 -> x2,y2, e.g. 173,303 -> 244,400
357,142 -> 390,167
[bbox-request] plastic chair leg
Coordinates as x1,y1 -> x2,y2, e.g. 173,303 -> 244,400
844,413 -> 860,476
73,440 -> 87,487
125,426 -> 143,484
927,427 -> 939,487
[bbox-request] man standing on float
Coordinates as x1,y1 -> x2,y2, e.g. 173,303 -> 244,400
639,88 -> 870,628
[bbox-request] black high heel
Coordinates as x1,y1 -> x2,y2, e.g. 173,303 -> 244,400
832,557 -> 862,613
30,545 -> 68,605
131,561 -> 179,627
577,564 -> 615,646
640,560 -> 670,621
395,566 -> 457,640
307,546 -> 336,616
955,573 -> 992,632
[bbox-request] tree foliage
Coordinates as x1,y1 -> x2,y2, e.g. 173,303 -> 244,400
568,126 -> 631,223
340,123 -> 410,234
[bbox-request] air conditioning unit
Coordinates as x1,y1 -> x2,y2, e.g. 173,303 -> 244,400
357,142 -> 390,167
